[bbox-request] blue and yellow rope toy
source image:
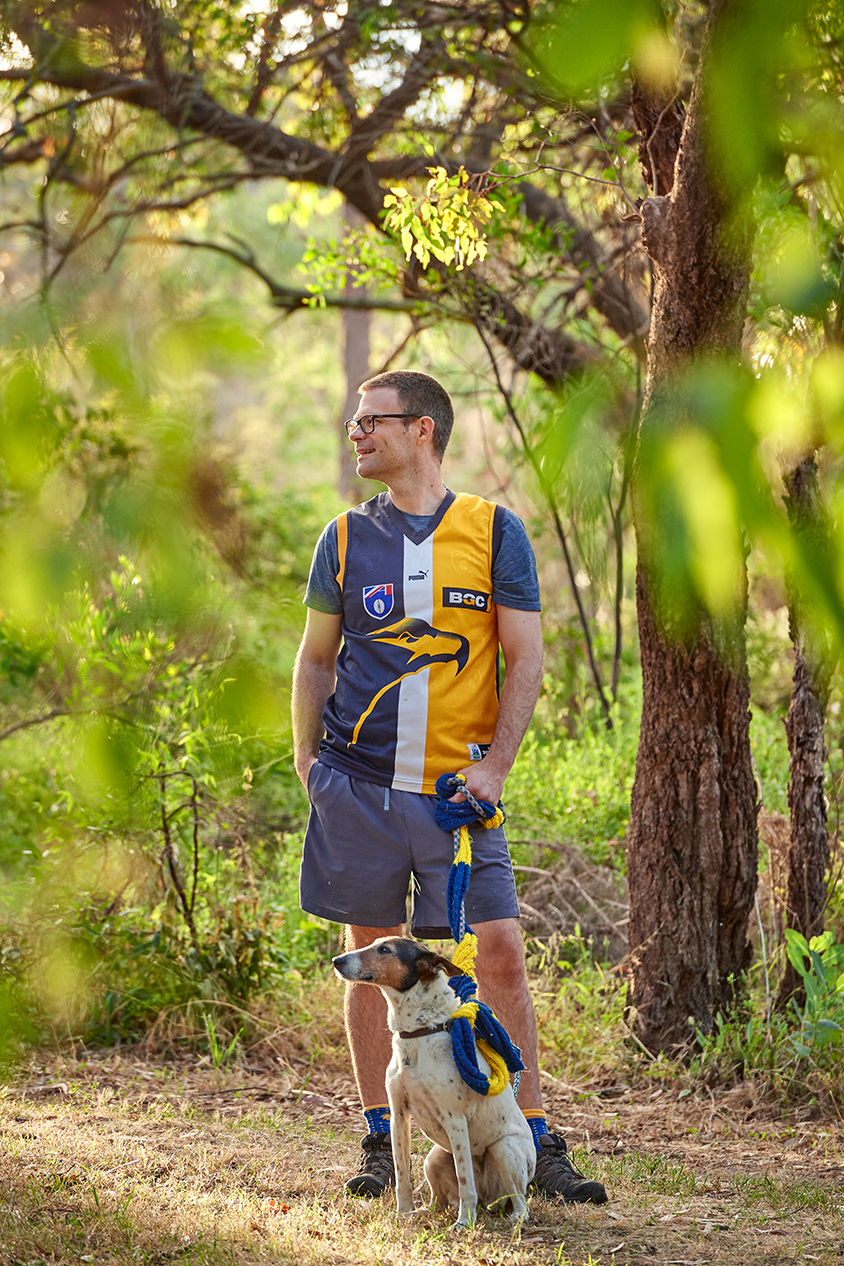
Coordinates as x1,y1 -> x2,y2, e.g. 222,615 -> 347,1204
434,772 -> 524,1097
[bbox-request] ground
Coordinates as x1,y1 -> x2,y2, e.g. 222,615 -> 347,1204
1,1050 -> 842,1266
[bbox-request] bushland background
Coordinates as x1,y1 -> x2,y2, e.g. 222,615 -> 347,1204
1,3 -> 844,1264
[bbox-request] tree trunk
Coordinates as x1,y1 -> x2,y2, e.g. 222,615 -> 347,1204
775,455 -> 834,1008
626,0 -> 759,1053
628,577 -> 757,1049
338,204 -> 371,503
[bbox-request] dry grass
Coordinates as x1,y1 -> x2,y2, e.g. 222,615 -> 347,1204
2,1052 -> 843,1266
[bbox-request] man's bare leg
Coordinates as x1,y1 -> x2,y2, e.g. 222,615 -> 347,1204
473,917 -> 541,1109
474,916 -> 607,1204
343,923 -> 403,1197
344,923 -> 402,1107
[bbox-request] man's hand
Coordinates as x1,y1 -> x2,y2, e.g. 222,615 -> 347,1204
295,752 -> 319,793
449,757 -> 508,810
447,607 -> 543,813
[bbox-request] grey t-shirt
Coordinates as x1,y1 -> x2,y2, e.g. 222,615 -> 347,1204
304,499 -> 541,614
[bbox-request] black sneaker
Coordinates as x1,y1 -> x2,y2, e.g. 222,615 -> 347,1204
531,1133 -> 608,1204
344,1132 -> 395,1197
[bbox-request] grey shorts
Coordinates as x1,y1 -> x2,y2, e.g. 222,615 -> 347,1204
300,761 -> 520,936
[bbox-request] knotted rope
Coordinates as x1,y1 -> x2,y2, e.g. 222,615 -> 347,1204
434,772 -> 524,1097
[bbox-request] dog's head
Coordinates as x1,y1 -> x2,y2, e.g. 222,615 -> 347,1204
332,936 -> 461,993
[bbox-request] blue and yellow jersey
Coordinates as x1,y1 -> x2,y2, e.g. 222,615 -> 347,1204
319,491 -> 505,793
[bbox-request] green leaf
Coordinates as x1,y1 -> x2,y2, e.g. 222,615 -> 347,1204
531,0 -> 663,95
809,1019 -> 843,1046
785,928 -> 811,977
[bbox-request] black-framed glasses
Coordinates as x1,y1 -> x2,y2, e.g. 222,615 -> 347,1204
344,413 -> 418,437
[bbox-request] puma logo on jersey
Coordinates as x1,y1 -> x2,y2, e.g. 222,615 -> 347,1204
443,587 -> 491,612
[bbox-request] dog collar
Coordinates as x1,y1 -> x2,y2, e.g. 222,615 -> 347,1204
396,1019 -> 454,1040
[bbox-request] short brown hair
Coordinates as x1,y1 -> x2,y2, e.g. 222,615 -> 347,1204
360,370 -> 454,460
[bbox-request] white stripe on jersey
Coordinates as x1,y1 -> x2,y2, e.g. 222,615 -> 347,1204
392,533 -> 435,791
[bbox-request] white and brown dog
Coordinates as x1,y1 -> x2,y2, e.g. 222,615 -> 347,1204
333,936 -> 535,1228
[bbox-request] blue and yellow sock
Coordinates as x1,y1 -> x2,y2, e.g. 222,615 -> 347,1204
522,1110 -> 550,1151
363,1104 -> 391,1136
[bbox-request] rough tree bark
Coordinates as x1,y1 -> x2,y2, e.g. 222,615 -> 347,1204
626,0 -> 759,1053
775,454 -> 835,1007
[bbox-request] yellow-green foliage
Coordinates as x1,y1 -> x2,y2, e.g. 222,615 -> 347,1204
383,166 -> 502,271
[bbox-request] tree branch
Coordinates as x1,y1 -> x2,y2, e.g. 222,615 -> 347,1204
2,20 -> 623,388
517,181 -> 649,351
156,767 -> 200,951
0,137 -> 51,166
128,233 -> 423,313
0,707 -> 71,743
345,33 -> 444,164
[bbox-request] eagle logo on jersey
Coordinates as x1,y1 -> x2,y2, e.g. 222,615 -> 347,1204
347,618 -> 469,749
363,583 -> 394,618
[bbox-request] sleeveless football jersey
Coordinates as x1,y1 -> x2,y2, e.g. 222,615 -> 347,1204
319,490 -> 504,793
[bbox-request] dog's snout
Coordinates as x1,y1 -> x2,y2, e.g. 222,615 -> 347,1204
332,951 -> 355,979
333,950 -> 376,983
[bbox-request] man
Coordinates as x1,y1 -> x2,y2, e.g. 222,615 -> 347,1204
292,369 -> 607,1205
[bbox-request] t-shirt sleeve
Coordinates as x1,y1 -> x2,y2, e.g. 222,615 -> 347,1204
304,519 -> 343,614
492,508 -> 542,611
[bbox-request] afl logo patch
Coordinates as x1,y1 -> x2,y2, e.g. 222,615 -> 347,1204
443,587 -> 491,612
363,583 -> 394,618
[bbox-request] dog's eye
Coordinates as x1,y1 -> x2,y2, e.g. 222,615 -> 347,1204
377,944 -> 392,955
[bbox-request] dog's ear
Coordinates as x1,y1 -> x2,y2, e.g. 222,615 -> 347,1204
416,951 -> 462,980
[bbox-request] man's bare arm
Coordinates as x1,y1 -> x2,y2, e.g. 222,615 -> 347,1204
456,607 -> 543,807
292,608 -> 343,790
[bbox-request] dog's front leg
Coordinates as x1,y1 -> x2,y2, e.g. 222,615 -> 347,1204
387,1089 -> 414,1215
442,1116 -> 478,1229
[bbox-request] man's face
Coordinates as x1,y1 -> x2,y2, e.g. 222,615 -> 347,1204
350,386 -> 418,484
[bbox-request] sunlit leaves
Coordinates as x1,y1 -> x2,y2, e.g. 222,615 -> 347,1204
784,928 -> 844,1053
632,366 -> 765,626
0,306 -> 296,781
524,2 -> 844,649
70,713 -> 138,807
213,657 -> 290,736
532,0 -> 842,203
531,373 -> 619,496
752,188 -> 838,331
267,183 -> 343,229
748,372 -> 815,463
300,225 -> 404,298
0,363 -> 59,491
530,0 -> 669,97
629,355 -> 844,641
659,428 -> 745,617
383,166 -> 502,271
813,348 -> 844,425
706,0 -> 818,189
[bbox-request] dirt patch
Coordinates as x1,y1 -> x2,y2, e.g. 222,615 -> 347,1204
2,1051 -> 842,1265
